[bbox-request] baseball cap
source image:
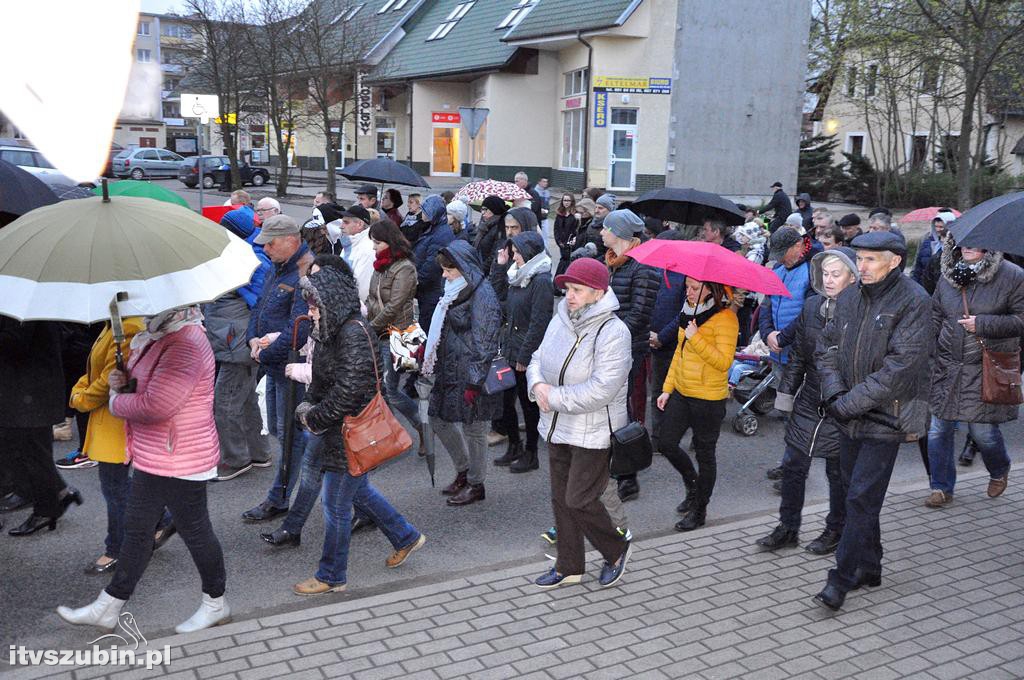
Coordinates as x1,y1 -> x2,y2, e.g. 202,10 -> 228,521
341,205 -> 372,224
254,214 -> 300,244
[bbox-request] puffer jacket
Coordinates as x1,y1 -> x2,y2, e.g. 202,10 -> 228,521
413,195 -> 456,332
428,240 -> 503,424
527,290 -> 631,450
503,231 -> 553,367
817,268 -> 932,441
607,247 -> 660,357
930,243 -> 1024,424
662,306 -> 738,401
204,292 -> 253,364
111,324 -> 220,477
366,254 -> 417,338
70,318 -> 145,464
220,207 -> 272,308
299,266 -> 381,473
246,242 -> 314,369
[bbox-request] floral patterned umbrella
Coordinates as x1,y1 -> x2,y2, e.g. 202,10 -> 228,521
454,180 -> 530,206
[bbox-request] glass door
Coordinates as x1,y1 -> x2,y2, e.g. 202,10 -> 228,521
608,108 -> 638,191
431,126 -> 460,176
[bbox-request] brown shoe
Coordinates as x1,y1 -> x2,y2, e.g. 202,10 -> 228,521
987,473 -> 1009,498
293,577 -> 346,595
386,534 -> 426,568
441,470 -> 468,496
924,490 -> 953,508
447,483 -> 485,506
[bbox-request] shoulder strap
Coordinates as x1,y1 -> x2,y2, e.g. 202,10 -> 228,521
592,317 -> 616,435
960,289 -> 987,350
347,319 -> 382,391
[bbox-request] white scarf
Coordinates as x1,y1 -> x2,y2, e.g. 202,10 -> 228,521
422,276 -> 469,376
507,251 -> 552,288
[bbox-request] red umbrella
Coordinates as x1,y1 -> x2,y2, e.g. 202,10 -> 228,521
899,206 -> 961,224
628,240 -> 791,297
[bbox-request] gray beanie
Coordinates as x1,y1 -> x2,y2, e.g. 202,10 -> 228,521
603,209 -> 644,241
596,193 -> 617,211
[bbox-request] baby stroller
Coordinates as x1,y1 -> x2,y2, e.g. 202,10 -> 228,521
730,354 -> 777,436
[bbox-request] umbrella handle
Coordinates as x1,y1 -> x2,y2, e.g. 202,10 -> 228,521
291,314 -> 310,350
114,345 -> 137,393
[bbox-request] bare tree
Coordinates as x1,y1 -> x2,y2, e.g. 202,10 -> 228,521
808,0 -> 863,121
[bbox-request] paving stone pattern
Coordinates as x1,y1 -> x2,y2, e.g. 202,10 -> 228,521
9,474 -> 1022,680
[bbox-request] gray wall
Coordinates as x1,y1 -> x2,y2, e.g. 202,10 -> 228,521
665,0 -> 809,196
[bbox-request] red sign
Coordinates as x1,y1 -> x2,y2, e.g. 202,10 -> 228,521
565,97 -> 583,109
432,111 -> 461,124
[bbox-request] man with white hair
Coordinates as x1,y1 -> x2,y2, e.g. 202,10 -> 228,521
255,197 -> 281,226
515,171 -> 544,224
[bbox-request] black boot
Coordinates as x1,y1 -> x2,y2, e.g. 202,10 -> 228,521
510,448 -> 539,473
755,523 -> 799,550
494,441 -> 523,467
805,528 -> 842,555
617,477 -> 639,502
674,505 -> 706,532
813,583 -> 846,611
675,477 -> 697,514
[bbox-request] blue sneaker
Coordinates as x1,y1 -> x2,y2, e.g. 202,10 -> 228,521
598,542 -> 633,588
56,449 -> 96,470
534,568 -> 582,590
541,527 -> 557,544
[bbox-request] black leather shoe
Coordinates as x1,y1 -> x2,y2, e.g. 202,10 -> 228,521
674,507 -> 706,532
0,492 -> 30,513
851,568 -> 882,591
493,441 -> 523,467
813,584 -> 846,611
58,487 -> 83,516
617,478 -> 639,502
261,528 -> 301,547
447,483 -> 485,506
242,501 -> 288,523
84,557 -> 118,574
756,524 -> 799,550
9,513 -> 57,536
510,448 -> 539,473
805,529 -> 842,555
351,517 -> 376,534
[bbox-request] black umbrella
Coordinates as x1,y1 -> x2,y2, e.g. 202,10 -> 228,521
950,191 -> 1024,257
49,183 -> 96,201
630,187 -> 745,227
338,158 -> 430,189
0,159 -> 59,227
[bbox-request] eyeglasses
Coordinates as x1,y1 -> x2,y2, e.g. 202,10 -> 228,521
256,207 -> 277,213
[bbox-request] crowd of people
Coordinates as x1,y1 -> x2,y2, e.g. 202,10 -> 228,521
0,172 -> 1020,631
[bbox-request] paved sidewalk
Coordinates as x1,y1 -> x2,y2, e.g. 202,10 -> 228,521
8,473 -> 1022,680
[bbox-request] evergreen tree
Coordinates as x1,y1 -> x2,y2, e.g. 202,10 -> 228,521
798,134 -> 841,200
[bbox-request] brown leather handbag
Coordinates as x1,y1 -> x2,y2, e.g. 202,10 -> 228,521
961,291 -> 1023,405
343,320 -> 413,476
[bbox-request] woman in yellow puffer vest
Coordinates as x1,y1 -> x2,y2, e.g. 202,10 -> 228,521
70,317 -> 144,574
655,277 -> 738,533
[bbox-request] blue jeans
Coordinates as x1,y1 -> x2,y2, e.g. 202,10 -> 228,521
828,434 -> 899,593
316,469 -> 420,586
380,340 -> 421,426
98,462 -> 131,559
778,446 -> 845,533
280,433 -> 324,535
264,369 -> 308,509
928,416 -> 1011,494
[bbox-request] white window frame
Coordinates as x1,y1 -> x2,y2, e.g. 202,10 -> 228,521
918,61 -> 942,95
138,21 -> 150,36
844,132 -> 866,156
563,67 -> 589,98
379,0 -> 410,12
905,131 -> 930,169
560,108 -> 586,171
427,2 -> 474,40
864,63 -> 878,98
497,0 -> 537,30
136,48 -> 152,63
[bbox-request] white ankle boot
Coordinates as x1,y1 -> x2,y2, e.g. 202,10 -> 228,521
57,590 -> 125,630
175,594 -> 231,634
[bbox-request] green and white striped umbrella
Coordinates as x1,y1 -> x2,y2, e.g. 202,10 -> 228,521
0,195 -> 260,322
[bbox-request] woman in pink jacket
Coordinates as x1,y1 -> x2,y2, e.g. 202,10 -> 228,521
57,306 -> 230,634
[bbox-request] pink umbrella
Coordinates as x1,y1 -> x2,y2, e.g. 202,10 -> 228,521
899,206 -> 961,224
454,180 -> 530,206
628,239 -> 791,297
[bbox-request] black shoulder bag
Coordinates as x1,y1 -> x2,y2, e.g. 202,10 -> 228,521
593,319 -> 653,476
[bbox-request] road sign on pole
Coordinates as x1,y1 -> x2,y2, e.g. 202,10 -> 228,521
458,107 -> 489,181
181,94 -> 220,213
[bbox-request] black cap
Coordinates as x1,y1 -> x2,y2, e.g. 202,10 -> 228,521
868,206 -> 892,218
837,213 -> 861,227
771,181 -> 783,188
341,205 -> 372,224
355,184 -> 378,197
850,230 -> 907,257
481,195 -> 509,216
768,226 -> 804,262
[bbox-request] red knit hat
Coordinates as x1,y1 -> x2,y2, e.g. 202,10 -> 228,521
554,257 -> 609,291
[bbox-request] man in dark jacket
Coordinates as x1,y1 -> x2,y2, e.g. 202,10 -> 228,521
813,231 -> 932,611
760,182 -> 793,233
473,195 -> 509,278
910,209 -> 955,294
837,213 -> 863,247
700,219 -> 742,252
794,193 -> 814,232
243,215 -> 314,522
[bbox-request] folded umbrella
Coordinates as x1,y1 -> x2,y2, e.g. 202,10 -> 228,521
455,180 -> 530,206
949,191 -> 1024,257
628,239 -> 790,297
899,206 -> 961,224
338,158 -> 430,189
50,183 -> 96,201
630,187 -> 745,227
0,158 -> 59,227
94,179 -> 190,208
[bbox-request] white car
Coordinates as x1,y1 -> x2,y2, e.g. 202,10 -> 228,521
0,144 -> 97,188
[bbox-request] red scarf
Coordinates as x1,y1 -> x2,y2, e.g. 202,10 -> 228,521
373,247 -> 394,271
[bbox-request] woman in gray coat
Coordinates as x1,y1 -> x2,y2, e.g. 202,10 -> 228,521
926,236 -> 1024,506
527,257 -> 633,590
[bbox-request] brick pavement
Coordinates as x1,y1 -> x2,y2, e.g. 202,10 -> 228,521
7,472 -> 1022,680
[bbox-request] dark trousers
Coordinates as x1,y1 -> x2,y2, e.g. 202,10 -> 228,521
778,446 -> 845,533
501,370 -> 540,451
827,434 -> 899,593
549,442 -> 627,575
649,349 -> 674,435
2,426 -> 64,517
657,393 -> 726,509
106,469 -> 226,601
98,462 -> 132,559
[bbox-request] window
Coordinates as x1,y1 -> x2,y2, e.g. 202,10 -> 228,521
865,64 -> 878,97
920,61 -> 940,94
427,2 -> 474,41
163,76 -> 182,91
159,150 -> 184,162
610,108 -> 637,125
937,134 -> 959,171
140,149 -> 160,161
161,23 -> 192,39
563,67 -> 589,97
847,133 -> 865,157
497,0 -> 537,29
138,21 -> 150,36
162,101 -> 181,118
561,108 -> 586,170
846,66 -> 857,97
909,134 -> 929,169
379,0 -> 410,12
137,49 -> 152,63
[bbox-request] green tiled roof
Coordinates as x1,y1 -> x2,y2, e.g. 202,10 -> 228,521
368,0 -> 520,82
503,0 -> 640,41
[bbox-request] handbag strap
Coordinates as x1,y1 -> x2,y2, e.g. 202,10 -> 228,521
588,317 -> 616,435
347,319 -> 383,392
960,289 -> 987,351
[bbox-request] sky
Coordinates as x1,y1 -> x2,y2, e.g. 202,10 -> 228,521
140,0 -> 184,14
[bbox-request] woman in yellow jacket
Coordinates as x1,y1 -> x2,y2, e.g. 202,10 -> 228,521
70,318 -> 144,574
655,278 -> 738,533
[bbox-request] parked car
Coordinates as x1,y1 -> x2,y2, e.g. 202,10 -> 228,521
103,143 -> 131,177
178,155 -> 270,189
0,143 -> 97,188
111,147 -> 185,179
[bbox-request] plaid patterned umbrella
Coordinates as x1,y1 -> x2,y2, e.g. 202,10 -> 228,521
454,180 -> 530,206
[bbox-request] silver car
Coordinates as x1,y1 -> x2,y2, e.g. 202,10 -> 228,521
111,147 -> 185,180
0,144 -> 96,188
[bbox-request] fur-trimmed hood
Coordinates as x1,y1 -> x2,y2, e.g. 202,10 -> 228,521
940,234 -> 1003,288
300,265 -> 361,342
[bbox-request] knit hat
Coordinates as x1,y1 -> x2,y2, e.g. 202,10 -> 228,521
576,197 -> 598,215
481,195 -> 508,216
554,256 -> 609,291
768,226 -> 804,262
446,199 -> 469,223
595,193 -> 617,212
785,212 -> 806,230
603,209 -> 644,241
851,230 -> 907,257
838,213 -> 861,228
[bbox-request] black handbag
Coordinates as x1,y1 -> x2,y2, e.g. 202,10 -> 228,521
483,355 -> 516,395
607,411 -> 653,477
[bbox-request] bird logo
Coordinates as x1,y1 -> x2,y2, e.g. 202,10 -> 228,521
89,611 -> 147,650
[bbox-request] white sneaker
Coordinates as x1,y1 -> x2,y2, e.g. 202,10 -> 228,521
175,594 -> 231,634
57,590 -> 125,630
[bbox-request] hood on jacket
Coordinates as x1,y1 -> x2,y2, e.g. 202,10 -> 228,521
796,192 -> 812,209
440,238 -> 486,291
810,246 -> 859,296
421,195 -> 448,228
510,231 -> 546,261
556,286 -> 621,332
300,265 -> 361,343
221,206 -> 256,240
506,206 -> 539,232
940,234 -> 1003,288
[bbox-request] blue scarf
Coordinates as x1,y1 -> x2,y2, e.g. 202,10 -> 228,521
422,276 -> 468,376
